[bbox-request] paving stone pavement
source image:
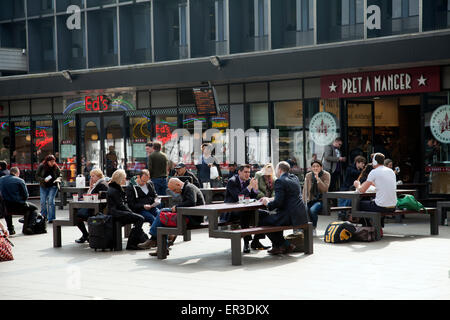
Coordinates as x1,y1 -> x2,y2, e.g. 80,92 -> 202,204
1,203 -> 449,300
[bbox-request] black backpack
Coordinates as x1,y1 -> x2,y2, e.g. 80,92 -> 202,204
324,221 -> 356,243
126,227 -> 149,250
31,215 -> 47,234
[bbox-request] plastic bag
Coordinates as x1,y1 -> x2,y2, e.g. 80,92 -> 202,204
76,174 -> 86,188
210,165 -> 219,180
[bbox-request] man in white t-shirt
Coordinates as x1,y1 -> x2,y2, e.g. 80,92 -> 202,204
353,153 -> 397,217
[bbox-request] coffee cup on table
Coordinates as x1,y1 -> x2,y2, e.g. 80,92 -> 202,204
238,194 -> 244,204
73,194 -> 78,202
92,194 -> 98,201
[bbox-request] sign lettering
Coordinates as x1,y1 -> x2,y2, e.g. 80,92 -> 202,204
367,5 -> 381,30
85,95 -> 110,112
66,5 -> 81,30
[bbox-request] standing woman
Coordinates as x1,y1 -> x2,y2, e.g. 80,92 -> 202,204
302,160 -> 330,236
36,155 -> 61,223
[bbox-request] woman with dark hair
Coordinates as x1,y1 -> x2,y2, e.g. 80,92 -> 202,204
36,154 -> 61,222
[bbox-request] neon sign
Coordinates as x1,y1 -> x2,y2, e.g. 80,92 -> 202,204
156,124 -> 177,145
85,95 -> 110,112
35,129 -> 53,150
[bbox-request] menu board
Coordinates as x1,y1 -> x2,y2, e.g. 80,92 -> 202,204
132,143 -> 147,158
193,87 -> 219,116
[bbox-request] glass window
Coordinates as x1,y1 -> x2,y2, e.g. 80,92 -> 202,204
0,119 -> 10,164
31,99 -> 52,115
10,100 -> 29,116
28,18 -> 56,73
425,92 -> 450,195
367,0 -> 419,39
56,0 -> 83,12
230,0 -> 269,54
271,0 -> 314,49
87,8 -> 118,68
34,120 -> 54,167
0,101 -> 8,117
27,0 -> 53,17
245,82 -> 267,102
127,116 -> 151,176
0,22 -> 26,49
0,0 -> 25,20
120,2 -> 152,65
12,121 -> 32,182
87,0 -> 116,7
423,0 -> 450,32
317,0 -> 364,44
275,101 -> 304,172
137,91 -> 150,110
153,0 -> 188,62
58,118 -> 77,183
247,103 -> 269,165
57,11 -> 87,71
155,115 -> 178,157
304,99 -> 341,172
190,0 -> 228,58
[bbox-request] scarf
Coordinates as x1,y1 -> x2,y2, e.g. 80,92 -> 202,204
263,175 -> 273,197
310,171 -> 324,201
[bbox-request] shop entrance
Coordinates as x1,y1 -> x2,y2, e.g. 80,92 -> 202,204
345,96 -> 422,183
76,112 -> 128,178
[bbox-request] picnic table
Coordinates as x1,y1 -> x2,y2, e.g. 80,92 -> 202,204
199,187 -> 226,204
322,189 -> 417,216
156,201 -> 313,265
57,186 -> 89,209
436,201 -> 450,226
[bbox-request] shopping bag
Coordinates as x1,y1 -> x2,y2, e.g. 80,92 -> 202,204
0,234 -> 14,262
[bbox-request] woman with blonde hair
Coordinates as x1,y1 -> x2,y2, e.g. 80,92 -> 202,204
74,168 -> 108,244
255,163 -> 276,199
107,169 -> 145,249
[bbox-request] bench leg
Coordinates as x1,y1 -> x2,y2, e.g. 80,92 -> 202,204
303,222 -> 313,254
53,224 -> 62,247
183,230 -> 191,242
124,224 -> 132,238
114,222 -> 122,251
231,235 -> 242,266
157,232 -> 168,259
372,213 -> 382,241
430,211 -> 439,235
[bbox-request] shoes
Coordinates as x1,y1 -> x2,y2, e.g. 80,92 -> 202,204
23,228 -> 34,235
75,235 -> 89,244
8,228 -> 15,236
284,243 -> 296,254
267,246 -> 285,255
149,249 -> 169,256
243,241 -> 250,254
48,220 -> 53,224
250,240 -> 270,250
168,235 -> 177,247
138,239 -> 157,249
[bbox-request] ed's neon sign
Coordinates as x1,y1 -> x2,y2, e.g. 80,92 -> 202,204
85,95 -> 110,112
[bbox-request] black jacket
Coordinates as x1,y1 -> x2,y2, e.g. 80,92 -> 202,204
224,174 -> 258,203
107,182 -> 133,216
175,170 -> 201,188
35,164 -> 61,188
125,181 -> 157,213
0,174 -> 28,204
266,173 -> 308,227
342,164 -> 362,191
176,181 -> 205,224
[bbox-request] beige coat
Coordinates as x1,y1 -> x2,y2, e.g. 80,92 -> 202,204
302,171 -> 331,203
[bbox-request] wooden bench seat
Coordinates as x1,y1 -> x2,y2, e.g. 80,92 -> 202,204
330,206 -> 352,212
351,207 -> 438,241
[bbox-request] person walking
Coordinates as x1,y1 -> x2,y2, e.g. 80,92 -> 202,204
35,154 -> 61,223
323,137 -> 346,191
147,141 -> 169,195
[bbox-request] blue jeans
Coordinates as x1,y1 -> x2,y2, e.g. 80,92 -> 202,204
139,207 -> 159,224
308,201 -> 322,228
149,211 -> 164,237
152,177 -> 167,196
338,198 -> 352,207
40,186 -> 58,221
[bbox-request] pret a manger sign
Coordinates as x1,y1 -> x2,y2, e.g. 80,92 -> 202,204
321,66 -> 440,99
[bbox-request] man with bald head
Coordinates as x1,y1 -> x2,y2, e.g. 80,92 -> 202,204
139,177 -> 205,253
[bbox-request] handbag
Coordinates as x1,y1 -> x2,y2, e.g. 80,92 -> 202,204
210,165 -> 219,180
396,194 -> 426,213
159,209 -> 189,227
0,233 -> 14,262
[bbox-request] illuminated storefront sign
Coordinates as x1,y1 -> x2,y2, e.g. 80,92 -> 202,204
85,95 -> 110,112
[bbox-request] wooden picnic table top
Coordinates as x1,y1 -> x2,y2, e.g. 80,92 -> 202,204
177,201 -> 265,215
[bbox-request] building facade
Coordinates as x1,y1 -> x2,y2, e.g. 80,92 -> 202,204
0,0 -> 449,196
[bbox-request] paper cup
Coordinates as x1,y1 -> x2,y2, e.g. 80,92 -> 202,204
73,194 -> 78,202
238,194 -> 244,204
92,194 -> 98,201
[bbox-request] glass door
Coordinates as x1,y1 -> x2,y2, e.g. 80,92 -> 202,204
346,100 -> 375,164
77,112 -> 127,178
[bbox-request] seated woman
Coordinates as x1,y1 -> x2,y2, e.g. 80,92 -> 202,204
255,163 -> 276,200
107,169 -> 144,231
75,169 -> 109,243
302,160 -> 330,236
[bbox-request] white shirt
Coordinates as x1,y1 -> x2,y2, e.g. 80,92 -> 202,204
366,165 -> 397,207
138,183 -> 149,195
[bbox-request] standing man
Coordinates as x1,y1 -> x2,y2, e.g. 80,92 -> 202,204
259,161 -> 309,255
323,137 -> 346,191
0,167 -> 38,235
145,142 -> 153,169
224,164 -> 268,253
148,141 -> 168,195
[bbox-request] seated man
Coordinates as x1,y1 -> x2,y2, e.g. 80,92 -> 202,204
0,167 -> 38,235
141,178 -> 205,255
353,153 -> 396,227
74,168 -> 109,243
259,161 -> 309,255
224,164 -> 268,253
337,155 -> 366,219
126,169 -> 160,225
173,163 -> 201,188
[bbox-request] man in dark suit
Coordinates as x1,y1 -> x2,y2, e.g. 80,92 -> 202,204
224,164 -> 269,253
259,161 -> 309,255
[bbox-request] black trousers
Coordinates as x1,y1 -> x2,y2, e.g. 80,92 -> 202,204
4,201 -> 38,232
236,210 -> 264,243
109,210 -> 144,230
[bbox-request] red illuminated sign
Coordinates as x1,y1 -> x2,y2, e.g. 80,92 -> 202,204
85,95 -> 110,112
155,124 -> 177,145
35,129 -> 53,150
